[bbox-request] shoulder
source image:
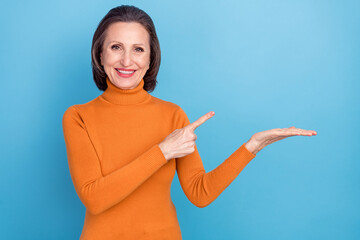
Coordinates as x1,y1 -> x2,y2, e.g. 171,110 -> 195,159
149,96 -> 189,127
62,104 -> 83,129
150,95 -> 185,113
62,96 -> 100,126
62,96 -> 101,118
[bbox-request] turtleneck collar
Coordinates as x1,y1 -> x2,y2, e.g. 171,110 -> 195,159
100,77 -> 151,105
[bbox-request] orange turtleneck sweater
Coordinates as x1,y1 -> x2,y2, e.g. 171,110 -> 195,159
62,77 -> 256,239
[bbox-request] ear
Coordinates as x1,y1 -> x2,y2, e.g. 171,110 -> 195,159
100,53 -> 103,66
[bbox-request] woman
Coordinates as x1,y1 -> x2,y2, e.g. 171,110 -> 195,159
62,5 -> 317,239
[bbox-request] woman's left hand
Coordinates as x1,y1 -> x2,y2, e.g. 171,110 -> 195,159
245,127 -> 317,155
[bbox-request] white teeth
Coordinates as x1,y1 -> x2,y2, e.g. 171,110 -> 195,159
116,69 -> 135,74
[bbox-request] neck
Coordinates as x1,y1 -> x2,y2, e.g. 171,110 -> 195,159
100,77 -> 151,105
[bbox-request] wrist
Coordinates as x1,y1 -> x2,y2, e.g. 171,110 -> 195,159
158,142 -> 170,161
244,138 -> 260,155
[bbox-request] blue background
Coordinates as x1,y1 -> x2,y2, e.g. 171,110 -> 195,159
1,0 -> 359,239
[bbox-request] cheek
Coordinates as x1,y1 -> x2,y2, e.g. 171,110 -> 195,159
139,55 -> 150,70
102,52 -> 118,66
143,57 -> 150,70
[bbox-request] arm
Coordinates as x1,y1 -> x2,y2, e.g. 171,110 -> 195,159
62,106 -> 167,215
175,108 -> 256,208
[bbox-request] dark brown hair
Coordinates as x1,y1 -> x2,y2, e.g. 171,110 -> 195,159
91,5 -> 161,92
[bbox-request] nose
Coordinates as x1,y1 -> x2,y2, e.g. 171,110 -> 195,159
120,50 -> 132,67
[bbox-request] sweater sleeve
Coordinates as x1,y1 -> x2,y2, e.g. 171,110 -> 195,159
62,106 -> 168,215
175,107 -> 256,208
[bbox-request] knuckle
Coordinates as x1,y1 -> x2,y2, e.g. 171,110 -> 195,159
188,146 -> 195,153
191,133 -> 197,140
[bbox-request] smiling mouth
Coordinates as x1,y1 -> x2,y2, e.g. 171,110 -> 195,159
115,68 -> 136,74
115,68 -> 136,78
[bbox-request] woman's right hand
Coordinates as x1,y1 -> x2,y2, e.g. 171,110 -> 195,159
158,111 -> 215,161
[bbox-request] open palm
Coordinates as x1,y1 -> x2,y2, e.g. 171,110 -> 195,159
246,126 -> 317,154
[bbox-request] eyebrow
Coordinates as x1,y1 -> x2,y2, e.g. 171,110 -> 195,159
108,41 -> 145,46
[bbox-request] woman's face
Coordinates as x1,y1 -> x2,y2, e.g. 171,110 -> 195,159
100,21 -> 151,90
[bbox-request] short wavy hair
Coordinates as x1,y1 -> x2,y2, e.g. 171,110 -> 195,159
91,5 -> 161,92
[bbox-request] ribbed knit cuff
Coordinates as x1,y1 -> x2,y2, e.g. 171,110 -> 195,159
230,143 -> 256,166
144,144 -> 168,166
155,144 -> 168,163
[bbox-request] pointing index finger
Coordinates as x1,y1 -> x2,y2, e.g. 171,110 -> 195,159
186,111 -> 215,131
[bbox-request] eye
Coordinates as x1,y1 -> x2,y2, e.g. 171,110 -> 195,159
135,47 -> 144,52
111,45 -> 120,50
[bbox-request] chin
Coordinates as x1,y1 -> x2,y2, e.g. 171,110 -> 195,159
113,77 -> 140,89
